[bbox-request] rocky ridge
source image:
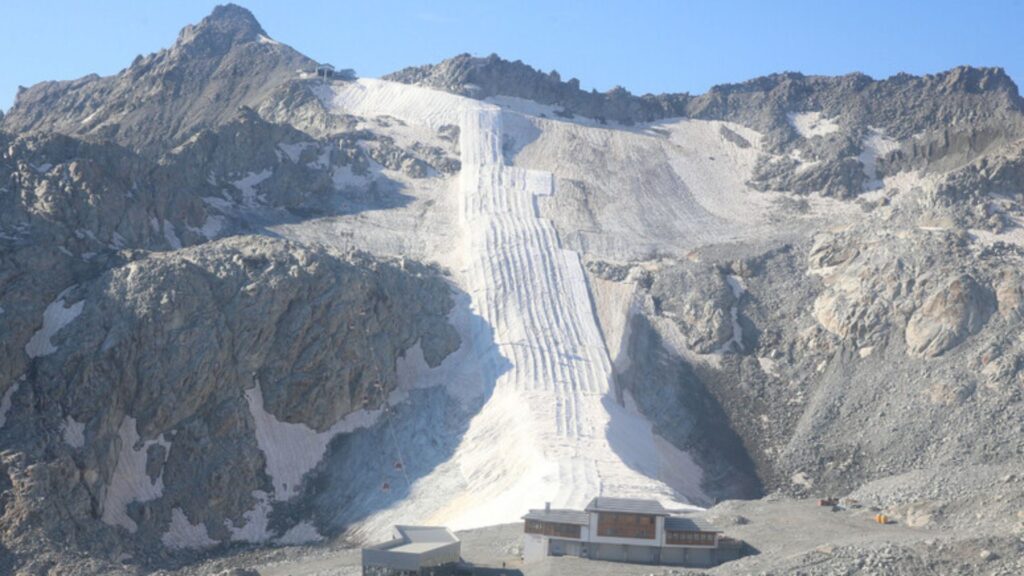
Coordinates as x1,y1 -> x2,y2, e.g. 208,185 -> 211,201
0,4 -> 467,574
2,4 -> 1024,575
390,54 -> 1024,197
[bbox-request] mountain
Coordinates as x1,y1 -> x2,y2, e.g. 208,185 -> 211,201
1,4 -> 1023,575
388,54 -> 1024,197
2,4 -> 315,156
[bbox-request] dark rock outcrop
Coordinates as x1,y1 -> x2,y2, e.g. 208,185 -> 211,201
2,4 -> 315,156
389,55 -> 1024,196
0,237 -> 459,563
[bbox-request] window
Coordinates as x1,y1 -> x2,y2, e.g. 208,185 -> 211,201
666,530 -> 717,546
597,513 -> 657,539
524,520 -> 581,539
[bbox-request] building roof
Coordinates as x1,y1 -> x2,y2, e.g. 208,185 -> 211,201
367,525 -> 459,553
664,515 -> 719,533
585,497 -> 670,516
394,525 -> 459,545
523,508 -> 591,526
363,525 -> 461,570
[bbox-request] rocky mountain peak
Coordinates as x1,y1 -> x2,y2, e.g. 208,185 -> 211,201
171,3 -> 268,59
1,4 -> 313,155
940,65 -> 1021,99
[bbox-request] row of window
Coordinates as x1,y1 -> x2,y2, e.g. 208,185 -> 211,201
596,513 -> 657,540
665,531 -> 717,545
599,526 -> 652,538
524,520 -> 582,539
598,513 -> 654,524
526,520 -> 717,546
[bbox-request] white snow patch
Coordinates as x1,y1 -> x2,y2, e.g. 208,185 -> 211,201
202,195 -> 236,211
517,114 -> 783,261
787,111 -> 840,138
486,95 -> 610,127
111,232 -> 127,249
257,34 -> 280,46
31,162 -> 53,173
327,78 -> 480,131
162,508 -> 217,549
278,142 -> 312,163
62,416 -> 86,448
790,148 -> 822,175
277,521 -> 324,545
81,110 -> 101,125
201,215 -> 225,239
309,146 -> 331,169
245,385 -> 385,501
162,220 -> 182,249
331,164 -> 367,189
227,490 -> 273,543
757,356 -> 780,376
0,381 -> 20,429
232,170 -> 273,207
101,417 -> 170,532
25,288 -> 85,358
859,128 -> 900,189
189,215 -> 225,240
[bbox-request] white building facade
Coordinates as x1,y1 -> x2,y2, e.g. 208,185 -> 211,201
362,525 -> 461,576
522,497 -> 741,568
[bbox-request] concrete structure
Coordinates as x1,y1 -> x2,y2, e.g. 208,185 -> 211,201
316,63 -> 335,82
522,497 -> 743,568
314,63 -> 356,82
362,525 -> 462,575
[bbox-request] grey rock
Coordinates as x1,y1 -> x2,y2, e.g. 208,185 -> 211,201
648,263 -> 737,354
2,5 -> 315,156
389,55 -> 1024,197
4,5 -> 1024,575
905,274 -> 993,357
0,236 -> 459,565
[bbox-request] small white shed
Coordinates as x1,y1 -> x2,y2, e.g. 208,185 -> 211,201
361,525 -> 461,575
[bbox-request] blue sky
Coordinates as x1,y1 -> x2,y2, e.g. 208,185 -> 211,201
2,0 -> 1023,112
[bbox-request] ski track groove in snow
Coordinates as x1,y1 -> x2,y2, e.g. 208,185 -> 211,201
321,79 -> 706,537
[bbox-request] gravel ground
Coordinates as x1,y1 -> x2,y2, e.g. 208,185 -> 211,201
165,487 -> 1024,576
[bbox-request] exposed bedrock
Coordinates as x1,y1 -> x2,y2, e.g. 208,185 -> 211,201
1,5 -> 315,156
590,224 -> 1024,500
391,54 -> 1024,198
0,236 -> 459,566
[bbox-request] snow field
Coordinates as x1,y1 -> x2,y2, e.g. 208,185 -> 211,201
327,79 -> 705,536
162,508 -> 217,550
245,384 -> 387,501
24,288 -> 85,358
859,128 -> 900,189
787,111 -> 841,138
102,417 -> 171,532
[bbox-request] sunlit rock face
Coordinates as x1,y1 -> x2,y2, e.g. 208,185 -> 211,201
3,4 -> 1024,575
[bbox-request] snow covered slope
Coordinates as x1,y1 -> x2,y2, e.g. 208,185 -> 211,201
324,79 -> 704,536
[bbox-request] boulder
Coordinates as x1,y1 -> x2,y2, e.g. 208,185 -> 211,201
906,274 -> 993,357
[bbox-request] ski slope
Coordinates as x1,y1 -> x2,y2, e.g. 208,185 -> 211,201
325,79 -> 705,536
